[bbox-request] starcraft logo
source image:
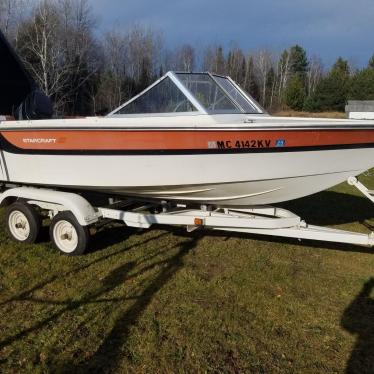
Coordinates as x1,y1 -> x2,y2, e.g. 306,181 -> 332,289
23,138 -> 57,144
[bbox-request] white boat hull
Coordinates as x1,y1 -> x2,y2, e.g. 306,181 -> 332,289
2,147 -> 373,205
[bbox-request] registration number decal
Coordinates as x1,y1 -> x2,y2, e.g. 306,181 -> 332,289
209,140 -> 272,149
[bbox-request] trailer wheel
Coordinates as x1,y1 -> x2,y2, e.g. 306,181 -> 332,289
6,202 -> 41,244
49,211 -> 89,255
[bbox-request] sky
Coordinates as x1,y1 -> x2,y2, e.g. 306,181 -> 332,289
91,0 -> 374,68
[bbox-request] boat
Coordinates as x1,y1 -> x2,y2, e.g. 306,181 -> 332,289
1,31 -> 374,207
2,31 -> 374,254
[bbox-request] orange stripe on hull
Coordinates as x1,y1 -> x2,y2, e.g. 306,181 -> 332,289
2,130 -> 374,150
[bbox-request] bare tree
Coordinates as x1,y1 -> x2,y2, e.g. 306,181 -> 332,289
0,0 -> 29,38
123,24 -> 163,83
202,45 -> 226,74
227,47 -> 246,83
0,0 -> 13,34
94,24 -> 164,113
98,30 -> 128,110
277,49 -> 291,102
253,49 -> 273,107
17,1 -> 66,98
58,0 -> 100,113
16,0 -> 99,114
175,44 -> 195,72
306,55 -> 323,96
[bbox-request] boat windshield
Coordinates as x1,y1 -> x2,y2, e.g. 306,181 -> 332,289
109,71 -> 262,116
176,73 -> 259,114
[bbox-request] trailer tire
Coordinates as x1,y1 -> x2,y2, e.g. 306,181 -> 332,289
50,211 -> 90,256
6,202 -> 41,244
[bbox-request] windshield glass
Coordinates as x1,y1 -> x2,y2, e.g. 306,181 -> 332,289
176,73 -> 260,114
213,76 -> 258,113
115,76 -> 197,114
176,73 -> 241,114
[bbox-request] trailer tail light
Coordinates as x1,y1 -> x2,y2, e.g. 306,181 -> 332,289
194,218 -> 204,226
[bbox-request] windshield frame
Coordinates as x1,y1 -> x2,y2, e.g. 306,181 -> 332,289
108,71 -> 265,116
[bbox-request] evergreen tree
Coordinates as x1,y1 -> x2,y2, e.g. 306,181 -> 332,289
349,68 -> 374,100
280,45 -> 308,110
285,75 -> 306,110
227,51 -> 233,72
215,46 -> 225,74
244,56 -> 260,101
331,57 -> 350,78
289,45 -> 308,78
304,58 -> 350,112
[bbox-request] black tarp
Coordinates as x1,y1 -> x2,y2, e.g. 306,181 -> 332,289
0,29 -> 37,115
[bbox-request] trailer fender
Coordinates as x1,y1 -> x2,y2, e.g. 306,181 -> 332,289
0,187 -> 98,226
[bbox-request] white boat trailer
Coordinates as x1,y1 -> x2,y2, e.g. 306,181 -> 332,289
1,176 -> 374,255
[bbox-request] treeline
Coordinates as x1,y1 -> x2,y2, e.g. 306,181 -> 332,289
1,0 -> 374,116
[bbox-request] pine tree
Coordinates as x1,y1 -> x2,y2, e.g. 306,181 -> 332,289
215,46 -> 225,74
280,45 -> 309,110
289,45 -> 308,78
285,75 -> 306,110
331,57 -> 350,78
349,68 -> 374,100
244,56 -> 260,101
304,57 -> 350,112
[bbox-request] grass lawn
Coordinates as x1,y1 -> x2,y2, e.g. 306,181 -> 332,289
0,175 -> 373,373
